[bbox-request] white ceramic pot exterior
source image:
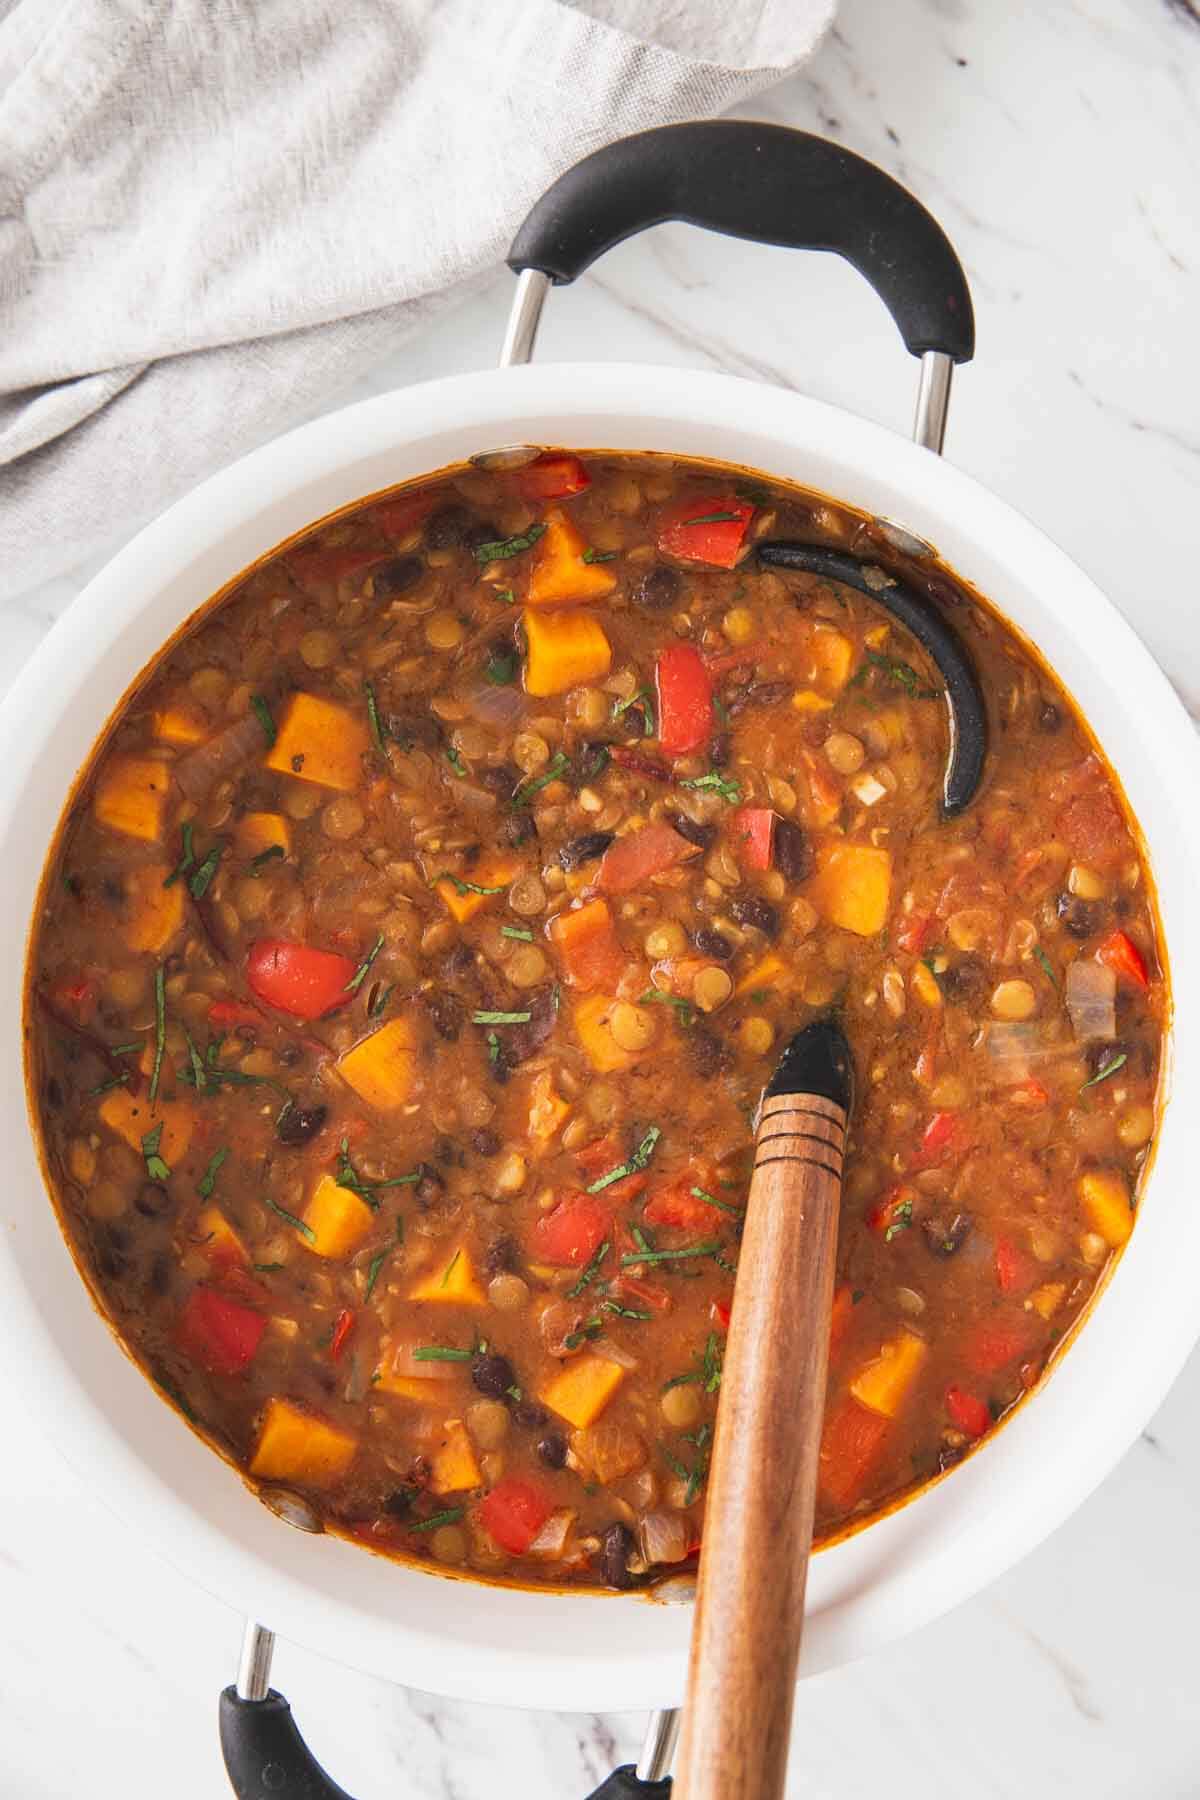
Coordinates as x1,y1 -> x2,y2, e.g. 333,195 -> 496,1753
1,365 -> 1196,1713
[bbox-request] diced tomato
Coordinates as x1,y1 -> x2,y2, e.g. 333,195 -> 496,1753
896,913 -> 936,955
963,1318 -> 1034,1377
945,1385 -> 991,1439
330,1308 -> 356,1361
654,644 -> 713,758
615,1275 -> 673,1316
656,494 -> 754,569
478,1477 -> 554,1555
516,453 -> 591,503
574,1137 -> 648,1205
550,900 -> 629,994
1097,929 -> 1149,989
245,939 -> 359,1020
731,807 -> 775,871
208,997 -> 264,1030
372,491 -> 436,540
533,1194 -> 611,1268
1056,787 -> 1126,867
597,822 -> 698,895
709,1297 -> 732,1332
909,1111 -> 964,1171
175,1288 -> 265,1377
829,1284 -> 855,1361
818,1397 -> 890,1511
287,543 -> 389,588
643,1179 -> 716,1234
994,1237 -> 1035,1296
866,1187 -> 915,1240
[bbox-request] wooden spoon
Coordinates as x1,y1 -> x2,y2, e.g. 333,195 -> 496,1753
673,1014 -> 854,1800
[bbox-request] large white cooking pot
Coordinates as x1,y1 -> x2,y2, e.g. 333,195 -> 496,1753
0,125 -> 1197,1722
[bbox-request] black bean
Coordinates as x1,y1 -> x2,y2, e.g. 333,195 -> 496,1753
424,991 -> 464,1043
383,712 -> 442,751
631,566 -> 679,611
414,1165 -> 445,1209
922,1211 -> 973,1257
148,1252 -> 171,1297
693,927 -> 733,962
472,1352 -> 517,1398
664,811 -> 715,850
424,504 -> 472,550
463,518 -> 503,552
484,1234 -> 519,1275
773,819 -> 813,883
730,896 -> 779,938
476,761 -> 519,799
472,1127 -> 501,1158
559,832 -> 614,871
1037,700 -> 1063,733
45,1077 -> 64,1112
709,732 -> 731,769
690,1028 -> 730,1076
383,1485 -> 418,1517
511,1398 -> 548,1430
134,1182 -> 173,1218
276,1103 -> 328,1147
939,956 -> 987,1005
96,1242 -> 129,1281
443,942 -> 475,979
371,555 -> 424,598
1056,892 -> 1105,940
501,809 -> 538,849
502,986 -> 557,1065
598,1521 -> 639,1591
536,1430 -> 568,1470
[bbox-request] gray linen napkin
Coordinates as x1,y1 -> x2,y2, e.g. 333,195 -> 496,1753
0,0 -> 834,600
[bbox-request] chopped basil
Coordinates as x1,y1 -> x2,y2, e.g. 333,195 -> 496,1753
700,1332 -> 723,1393
263,1193 -> 314,1241
364,680 -> 387,754
582,547 -> 617,563
691,1185 -> 743,1217
344,933 -> 385,994
566,1238 -> 610,1300
88,1073 -> 130,1097
485,649 -> 518,685
250,694 -> 276,745
512,750 -> 570,806
639,989 -> 694,1027
681,510 -> 742,525
409,1506 -> 466,1532
620,1239 -> 720,1267
584,1125 -> 661,1194
496,587 -> 515,605
563,1316 -> 604,1351
183,1029 -> 208,1092
501,925 -> 533,942
336,1137 -> 421,1209
435,871 -> 510,896
364,1214 -> 406,1301
612,686 -> 655,734
1032,945 -> 1059,989
163,822 -> 196,889
189,839 -> 226,900
748,988 -> 769,1005
602,1299 -> 651,1321
148,964 -> 166,1105
413,1345 -> 473,1362
141,1122 -> 170,1183
440,1249 -> 461,1289
1081,1052 -> 1128,1091
486,1030 -> 502,1068
472,1009 -> 531,1025
368,981 -> 395,1020
445,746 -> 468,778
678,770 -> 741,804
473,523 -> 546,564
253,1262 -> 284,1274
855,648 -> 941,700
249,844 -> 285,875
197,1147 -> 229,1200
885,1197 -> 914,1242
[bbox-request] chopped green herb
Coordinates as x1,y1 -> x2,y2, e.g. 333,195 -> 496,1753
566,1239 -> 610,1300
249,844 -> 286,875
62,871 -> 83,897
440,1249 -> 462,1289
487,1030 -> 502,1068
563,1316 -> 604,1351
632,1225 -> 655,1255
678,770 -> 741,804
512,750 -> 570,806
713,695 -> 731,726
152,1369 -> 197,1424
111,1043 -> 142,1056
141,1122 -> 170,1183
682,510 -> 742,525
435,871 -> 510,897
501,925 -> 534,942
921,946 -> 944,975
344,933 -> 385,994
621,1239 -> 720,1268
1032,945 -> 1059,989
691,1185 -> 743,1217
472,1009 -> 531,1025
89,1073 -> 130,1097
253,1262 -> 284,1274
409,1506 -> 466,1532
197,1146 -> 228,1200
364,680 -> 387,754
149,965 -> 166,1105
189,839 -> 226,900
711,1249 -> 738,1276
735,483 -> 771,505
885,1197 -> 914,1243
582,547 -> 617,563
445,746 -> 468,778
264,1193 -> 314,1241
163,822 -> 195,889
1081,1052 -> 1127,1091
495,587 -> 515,605
413,1345 -> 473,1362
700,1332 -> 723,1393
505,1384 -> 523,1402
485,649 -> 518,685
473,523 -> 547,564
250,694 -> 276,746
854,648 -> 941,700
336,1137 -> 421,1209
602,1299 -> 652,1321
585,1125 -> 662,1194
368,981 -> 395,1020
748,988 -> 769,1005
639,989 -> 694,1027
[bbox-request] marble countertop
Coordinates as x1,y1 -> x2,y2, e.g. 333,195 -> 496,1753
3,0 -> 1198,1794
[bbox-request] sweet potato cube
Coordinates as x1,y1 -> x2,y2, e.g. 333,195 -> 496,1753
301,1175 -> 374,1259
249,1398 -> 357,1485
409,1245 -> 485,1305
523,607 -> 612,697
434,854 -> 519,923
734,952 -> 790,998
264,693 -> 369,792
98,1089 -> 192,1164
849,1330 -> 929,1419
527,1068 -> 570,1143
373,1336 -> 458,1400
572,995 -> 636,1074
549,898 -> 628,992
811,841 -> 892,937
541,1353 -> 626,1430
791,689 -> 834,714
808,625 -> 855,692
151,704 -> 208,746
195,1205 -> 249,1271
122,862 -> 185,954
234,811 -> 292,859
429,1419 -> 482,1496
525,508 -> 618,608
93,757 -> 170,842
1078,1170 -> 1133,1248
337,1016 -> 418,1111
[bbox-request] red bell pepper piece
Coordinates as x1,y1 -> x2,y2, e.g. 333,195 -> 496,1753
175,1287 -> 265,1376
818,1397 -> 890,1511
597,822 -> 698,894
654,644 -> 714,758
643,1179 -> 717,1234
896,912 -> 936,955
656,495 -> 754,569
732,807 -> 776,871
994,1236 -> 1034,1296
516,453 -> 591,502
615,1275 -> 673,1315
909,1110 -> 963,1171
478,1477 -> 554,1555
330,1308 -> 356,1361
208,997 -> 265,1031
964,1319 -> 1034,1377
533,1195 -> 612,1268
710,1297 -> 732,1332
574,1137 -> 648,1205
1097,929 -> 1149,989
945,1385 -> 991,1439
245,939 -> 359,1020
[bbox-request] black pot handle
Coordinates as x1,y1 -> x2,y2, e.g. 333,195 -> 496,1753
507,120 -> 973,364
220,1687 -> 357,1800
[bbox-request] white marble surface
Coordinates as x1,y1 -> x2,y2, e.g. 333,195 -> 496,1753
3,0 -> 1199,1793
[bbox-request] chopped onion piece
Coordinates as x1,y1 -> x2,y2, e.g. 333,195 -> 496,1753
595,1338 -> 639,1371
527,1509 -> 577,1561
982,1021 -> 1044,1083
637,1509 -> 690,1566
174,711 -> 268,802
850,771 -> 888,807
1065,957 -> 1117,1042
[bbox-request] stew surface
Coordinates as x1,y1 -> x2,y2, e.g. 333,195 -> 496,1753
26,449 -> 1166,1590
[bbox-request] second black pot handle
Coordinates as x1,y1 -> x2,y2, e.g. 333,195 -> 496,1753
503,121 -> 973,447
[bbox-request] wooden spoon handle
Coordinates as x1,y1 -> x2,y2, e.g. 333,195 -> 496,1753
672,1085 -> 847,1800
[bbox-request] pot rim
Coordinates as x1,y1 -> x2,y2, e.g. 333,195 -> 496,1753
1,361 -> 1195,1712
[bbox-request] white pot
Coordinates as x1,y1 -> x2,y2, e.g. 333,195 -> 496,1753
1,363 -> 1194,1713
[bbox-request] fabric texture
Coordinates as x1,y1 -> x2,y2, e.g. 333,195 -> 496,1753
0,0 -> 834,599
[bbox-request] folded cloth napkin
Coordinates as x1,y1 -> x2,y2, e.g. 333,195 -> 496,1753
0,0 -> 834,601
